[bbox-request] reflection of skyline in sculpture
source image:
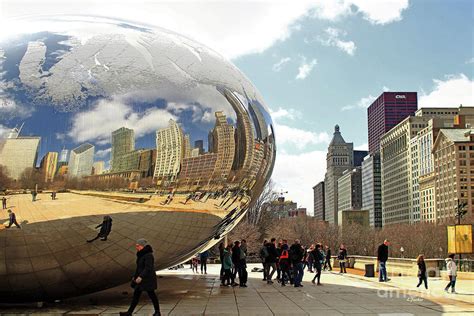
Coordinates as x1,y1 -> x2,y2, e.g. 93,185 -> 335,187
68,143 -> 95,178
0,126 -> 41,180
0,16 -> 275,303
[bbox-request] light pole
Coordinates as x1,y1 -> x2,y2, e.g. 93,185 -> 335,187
400,247 -> 405,259
454,199 -> 468,269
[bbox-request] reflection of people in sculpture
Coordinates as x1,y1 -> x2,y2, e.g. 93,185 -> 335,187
87,216 -> 113,242
2,196 -> 8,209
6,209 -> 21,228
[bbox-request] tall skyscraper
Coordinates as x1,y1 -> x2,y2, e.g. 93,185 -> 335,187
354,150 -> 368,167
59,149 -> 69,163
361,153 -> 382,227
194,140 -> 204,155
313,181 -> 325,220
183,134 -> 191,159
368,92 -> 417,154
211,111 -> 235,181
68,143 -> 95,178
380,116 -> 430,225
111,127 -> 135,171
324,125 -> 353,224
0,126 -> 40,180
337,168 -> 363,214
92,161 -> 105,175
154,119 -> 184,183
40,152 -> 58,182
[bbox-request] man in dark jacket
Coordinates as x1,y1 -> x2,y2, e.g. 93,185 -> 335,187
290,239 -> 304,287
87,216 -> 112,242
231,241 -> 242,286
377,239 -> 390,282
6,209 -> 20,228
120,239 -> 161,316
265,238 -> 279,284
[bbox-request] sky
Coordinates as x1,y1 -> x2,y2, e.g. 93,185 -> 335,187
1,0 -> 473,214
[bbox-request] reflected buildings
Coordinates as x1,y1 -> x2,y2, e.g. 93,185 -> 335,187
0,17 -> 275,302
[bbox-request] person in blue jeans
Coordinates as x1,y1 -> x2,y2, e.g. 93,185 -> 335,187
200,250 -> 209,274
290,239 -> 305,287
377,240 -> 390,282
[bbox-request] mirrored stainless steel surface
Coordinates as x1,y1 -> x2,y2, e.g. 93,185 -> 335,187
0,16 -> 275,302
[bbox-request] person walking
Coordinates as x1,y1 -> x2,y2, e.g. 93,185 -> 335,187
311,244 -> 324,285
416,254 -> 428,289
2,196 -> 7,209
290,239 -> 304,287
265,238 -> 278,284
324,246 -> 332,271
259,240 -> 269,281
6,209 -> 21,228
239,239 -> 248,287
87,216 -> 113,242
200,250 -> 209,274
444,254 -> 457,294
377,240 -> 390,282
120,239 -> 161,316
338,244 -> 347,274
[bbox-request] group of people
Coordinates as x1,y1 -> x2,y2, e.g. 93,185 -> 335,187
218,239 -> 249,287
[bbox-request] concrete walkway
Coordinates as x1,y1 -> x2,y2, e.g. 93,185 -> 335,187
0,264 -> 472,315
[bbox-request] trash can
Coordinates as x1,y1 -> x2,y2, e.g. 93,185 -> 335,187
365,264 -> 375,277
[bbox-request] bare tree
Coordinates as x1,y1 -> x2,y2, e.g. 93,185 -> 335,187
246,179 -> 278,225
0,165 -> 13,191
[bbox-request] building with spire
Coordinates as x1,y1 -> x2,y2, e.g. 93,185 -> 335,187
324,125 -> 354,224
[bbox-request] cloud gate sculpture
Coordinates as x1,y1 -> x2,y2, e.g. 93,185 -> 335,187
0,16 -> 275,302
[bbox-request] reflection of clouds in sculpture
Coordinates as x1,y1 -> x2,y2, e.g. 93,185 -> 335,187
0,16 -> 275,303
67,98 -> 176,145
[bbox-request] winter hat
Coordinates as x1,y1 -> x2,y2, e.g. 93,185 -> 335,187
136,238 -> 149,247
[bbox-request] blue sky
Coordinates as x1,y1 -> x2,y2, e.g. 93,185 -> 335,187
2,0 -> 473,214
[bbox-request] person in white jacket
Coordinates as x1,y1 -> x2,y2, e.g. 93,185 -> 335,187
444,254 -> 457,294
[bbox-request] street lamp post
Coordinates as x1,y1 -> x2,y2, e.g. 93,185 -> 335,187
454,199 -> 468,269
400,247 -> 404,259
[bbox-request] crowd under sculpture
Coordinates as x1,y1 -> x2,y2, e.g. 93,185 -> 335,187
0,16 -> 275,302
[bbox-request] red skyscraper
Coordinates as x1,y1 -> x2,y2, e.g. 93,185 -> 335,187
367,92 -> 418,153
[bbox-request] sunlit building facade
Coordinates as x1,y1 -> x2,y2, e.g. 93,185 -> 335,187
68,143 -> 95,178
40,152 -> 59,182
154,119 -> 184,184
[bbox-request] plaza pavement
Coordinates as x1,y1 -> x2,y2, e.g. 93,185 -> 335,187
0,263 -> 472,315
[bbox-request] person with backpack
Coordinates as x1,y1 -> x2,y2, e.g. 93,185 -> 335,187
290,239 -> 305,287
311,244 -> 324,285
259,240 -> 269,281
279,242 -> 291,286
338,244 -> 348,274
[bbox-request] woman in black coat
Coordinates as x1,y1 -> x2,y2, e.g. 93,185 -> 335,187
120,239 -> 161,316
416,254 -> 428,289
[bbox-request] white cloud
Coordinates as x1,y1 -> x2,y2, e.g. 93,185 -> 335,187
270,107 -> 302,121
272,57 -> 291,72
419,74 -> 474,108
296,57 -> 317,80
68,98 -> 176,144
275,123 -> 330,149
0,124 -> 10,138
383,86 -> 390,92
96,147 -> 111,158
350,0 -> 410,25
272,149 -> 327,215
342,94 -> 376,111
466,57 -> 474,64
317,27 -> 356,55
1,1 -> 409,60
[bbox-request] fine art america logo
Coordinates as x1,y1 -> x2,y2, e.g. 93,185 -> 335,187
395,95 -> 406,99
